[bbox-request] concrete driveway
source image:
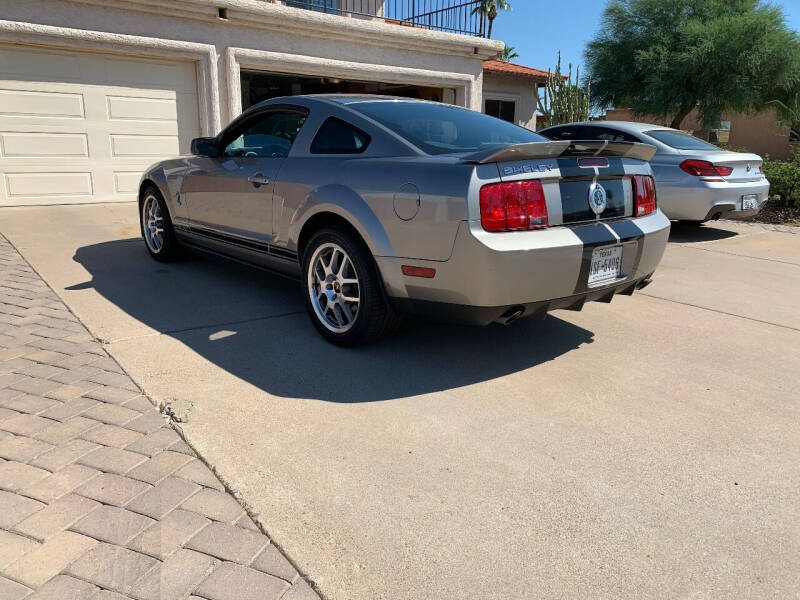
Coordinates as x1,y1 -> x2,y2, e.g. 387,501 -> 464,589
2,204 -> 799,599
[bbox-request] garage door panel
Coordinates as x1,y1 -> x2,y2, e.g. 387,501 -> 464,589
106,95 -> 178,122
0,132 -> 89,157
0,88 -> 85,119
113,171 -> 144,194
99,56 -> 198,93
110,134 -> 180,158
0,48 -> 85,82
0,46 -> 201,206
5,172 -> 93,198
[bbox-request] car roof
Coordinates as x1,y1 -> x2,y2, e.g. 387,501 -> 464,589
256,94 -> 466,110
542,121 -> 680,135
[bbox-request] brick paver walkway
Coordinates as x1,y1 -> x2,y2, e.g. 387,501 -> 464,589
0,234 -> 319,600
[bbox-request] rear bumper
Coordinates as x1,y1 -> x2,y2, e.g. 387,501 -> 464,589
391,274 -> 655,326
377,210 -> 670,313
660,178 -> 770,221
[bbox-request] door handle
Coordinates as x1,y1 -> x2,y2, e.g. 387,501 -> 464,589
247,172 -> 271,187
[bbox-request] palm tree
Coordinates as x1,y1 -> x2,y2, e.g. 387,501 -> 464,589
472,0 -> 512,39
500,45 -> 519,62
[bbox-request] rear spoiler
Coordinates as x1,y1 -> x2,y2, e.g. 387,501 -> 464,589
461,140 -> 657,164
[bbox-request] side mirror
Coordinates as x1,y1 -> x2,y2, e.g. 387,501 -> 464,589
191,137 -> 219,157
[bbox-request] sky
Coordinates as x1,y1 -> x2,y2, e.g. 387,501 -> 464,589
492,0 -> 800,76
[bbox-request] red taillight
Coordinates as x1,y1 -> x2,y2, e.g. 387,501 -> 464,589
479,180 -> 548,232
679,159 -> 732,178
633,175 -> 656,217
715,165 -> 733,176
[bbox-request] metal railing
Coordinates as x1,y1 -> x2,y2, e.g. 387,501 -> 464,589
282,0 -> 486,37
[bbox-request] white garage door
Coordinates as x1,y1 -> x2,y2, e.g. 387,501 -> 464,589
0,46 -> 201,206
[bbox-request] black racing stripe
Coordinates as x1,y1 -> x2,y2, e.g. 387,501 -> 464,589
269,246 -> 299,261
556,157 -> 626,179
607,220 -> 645,275
187,226 -> 298,261
572,223 -> 618,294
606,219 -> 644,242
571,223 -> 617,246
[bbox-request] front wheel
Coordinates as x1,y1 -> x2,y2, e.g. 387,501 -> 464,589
140,185 -> 180,261
302,227 -> 399,346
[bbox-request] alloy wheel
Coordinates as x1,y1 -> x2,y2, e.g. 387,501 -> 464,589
308,242 -> 361,333
142,194 -> 164,254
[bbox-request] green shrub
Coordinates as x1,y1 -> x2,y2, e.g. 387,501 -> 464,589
762,148 -> 800,208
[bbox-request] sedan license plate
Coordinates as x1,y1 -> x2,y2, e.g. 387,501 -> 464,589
742,194 -> 759,210
588,245 -> 623,285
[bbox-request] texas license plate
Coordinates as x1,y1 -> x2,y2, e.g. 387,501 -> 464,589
588,245 -> 623,285
742,194 -> 759,210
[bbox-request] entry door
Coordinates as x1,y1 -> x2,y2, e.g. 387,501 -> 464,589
183,109 -> 308,242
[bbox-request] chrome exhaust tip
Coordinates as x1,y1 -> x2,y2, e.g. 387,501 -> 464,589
498,306 -> 525,326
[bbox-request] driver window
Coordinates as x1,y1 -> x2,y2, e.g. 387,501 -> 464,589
223,111 -> 307,158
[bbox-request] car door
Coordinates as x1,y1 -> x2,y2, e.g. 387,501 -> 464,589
181,108 -> 308,249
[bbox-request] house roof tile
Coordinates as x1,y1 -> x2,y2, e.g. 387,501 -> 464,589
483,60 -> 550,82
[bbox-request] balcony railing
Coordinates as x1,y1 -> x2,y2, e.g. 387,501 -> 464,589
283,0 -> 487,37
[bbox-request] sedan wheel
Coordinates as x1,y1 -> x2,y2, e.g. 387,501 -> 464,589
302,227 -> 399,346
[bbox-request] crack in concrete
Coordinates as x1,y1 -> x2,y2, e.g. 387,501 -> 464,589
674,244 -> 800,267
639,292 -> 800,333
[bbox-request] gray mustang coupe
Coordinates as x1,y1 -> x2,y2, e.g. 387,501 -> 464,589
139,96 -> 670,345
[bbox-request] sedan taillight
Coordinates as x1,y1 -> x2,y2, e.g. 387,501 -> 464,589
479,180 -> 548,232
679,159 -> 732,177
633,175 -> 657,217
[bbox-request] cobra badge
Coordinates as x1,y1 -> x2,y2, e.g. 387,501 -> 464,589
588,182 -> 608,215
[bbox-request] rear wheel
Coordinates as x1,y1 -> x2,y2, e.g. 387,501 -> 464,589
302,227 -> 399,346
140,186 -> 180,261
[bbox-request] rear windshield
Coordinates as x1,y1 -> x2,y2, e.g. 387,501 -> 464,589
348,101 -> 546,155
646,130 -> 720,151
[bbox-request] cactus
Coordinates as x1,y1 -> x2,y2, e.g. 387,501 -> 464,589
537,52 -> 591,126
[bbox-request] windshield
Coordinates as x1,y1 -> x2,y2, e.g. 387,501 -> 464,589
645,130 -> 720,151
348,101 -> 546,155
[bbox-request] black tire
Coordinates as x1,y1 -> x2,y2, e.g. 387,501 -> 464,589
139,185 -> 181,262
301,227 -> 399,346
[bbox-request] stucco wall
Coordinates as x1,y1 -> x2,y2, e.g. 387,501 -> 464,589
482,74 -> 538,130
1,0 -> 502,133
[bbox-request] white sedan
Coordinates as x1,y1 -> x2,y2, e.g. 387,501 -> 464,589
539,121 -> 771,223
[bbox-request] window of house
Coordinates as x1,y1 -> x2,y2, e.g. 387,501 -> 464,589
485,99 -> 517,123
222,110 -> 307,158
286,0 -> 338,12
310,117 -> 371,154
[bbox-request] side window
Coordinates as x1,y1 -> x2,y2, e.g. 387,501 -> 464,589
541,126 -> 578,140
310,117 -> 370,154
580,127 -> 641,143
223,111 -> 307,158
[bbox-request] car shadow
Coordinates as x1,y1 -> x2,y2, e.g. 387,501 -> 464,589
69,239 -> 595,402
668,221 -> 739,243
